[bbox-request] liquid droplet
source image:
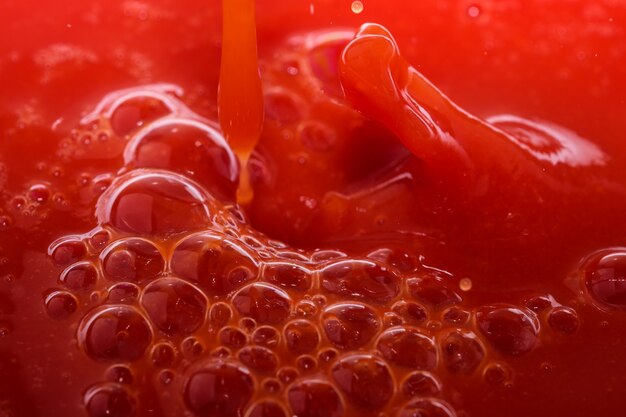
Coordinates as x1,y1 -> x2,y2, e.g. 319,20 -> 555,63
351,1 -> 364,14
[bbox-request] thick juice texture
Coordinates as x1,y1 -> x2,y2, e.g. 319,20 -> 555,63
1,1 -> 626,417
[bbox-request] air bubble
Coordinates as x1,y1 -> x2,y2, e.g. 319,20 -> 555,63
182,337 -> 205,359
476,305 -> 539,356
172,232 -> 259,295
84,384 -> 135,417
28,184 -> 50,204
287,380 -> 344,417
263,262 -> 313,291
407,274 -> 462,309
319,348 -> 338,364
483,362 -> 511,386
89,229 -> 111,252
285,320 -> 320,354
108,94 -> 173,136
96,170 -> 213,237
107,283 -> 141,304
320,260 -> 400,303
184,359 -> 254,417
582,249 -> 626,310
441,330 -> 484,374
264,89 -> 304,124
295,300 -> 317,317
351,1 -> 364,14
402,371 -> 442,397
252,326 -> 280,348
209,302 -> 233,329
60,262 -> 98,291
247,401 -> 287,417
124,118 -> 238,200
232,283 -> 292,325
50,238 -> 87,266
140,277 -> 208,335
240,317 -> 258,332
159,369 -> 175,385
78,305 -> 153,361
294,355 -> 315,372
151,342 -> 176,368
105,365 -> 134,385
524,294 -> 556,313
322,302 -> 380,350
442,307 -> 470,325
219,327 -> 248,349
45,290 -> 78,320
467,4 -> 481,18
392,301 -> 427,324
367,247 -> 420,274
397,398 -> 457,417
263,378 -> 282,393
101,238 -> 164,283
310,250 -> 347,263
547,306 -> 580,334
376,327 -> 437,370
277,367 -> 299,384
331,353 -> 393,408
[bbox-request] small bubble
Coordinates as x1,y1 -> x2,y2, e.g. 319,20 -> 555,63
468,4 -> 481,18
277,367 -> 299,384
0,320 -> 13,337
45,290 -> 78,320
28,184 -> 50,204
297,355 -> 317,371
547,306 -> 580,334
84,384 -> 135,417
0,215 -> 13,231
151,342 -> 176,368
252,326 -> 280,348
351,0 -> 364,14
159,369 -> 174,385
105,365 -> 134,385
263,378 -> 282,393
459,278 -> 472,291
318,348 -> 338,364
181,337 -> 204,359
483,362 -> 510,386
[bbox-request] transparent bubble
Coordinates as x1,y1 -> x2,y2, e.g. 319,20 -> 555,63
124,118 -> 238,200
101,238 -> 164,283
238,346 -> 279,374
232,283 -> 292,325
184,359 -> 254,417
320,260 -> 400,303
547,306 -> 580,334
582,249 -> 626,310
140,277 -> 208,335
78,305 -> 153,361
60,262 -> 98,291
322,302 -> 381,350
331,353 -> 394,408
96,170 -> 213,237
376,327 -> 437,370
105,365 -> 134,385
402,371 -> 442,397
172,232 -> 259,295
287,380 -> 344,417
219,327 -> 248,349
84,384 -> 135,417
45,290 -> 78,320
476,305 -> 539,356
49,238 -> 87,266
252,326 -> 280,348
263,262 -> 313,291
397,398 -> 457,417
440,330 -> 485,374
284,320 -> 320,354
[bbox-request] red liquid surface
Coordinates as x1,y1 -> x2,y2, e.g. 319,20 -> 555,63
1,1 -> 626,417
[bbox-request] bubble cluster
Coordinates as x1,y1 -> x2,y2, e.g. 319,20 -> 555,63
43,84 -> 584,417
